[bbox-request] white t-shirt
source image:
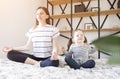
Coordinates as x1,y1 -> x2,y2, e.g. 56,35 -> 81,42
26,25 -> 60,58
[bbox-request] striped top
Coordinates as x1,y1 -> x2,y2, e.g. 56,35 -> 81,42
67,43 -> 96,64
26,25 -> 60,58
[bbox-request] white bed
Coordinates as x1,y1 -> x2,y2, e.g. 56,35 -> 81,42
0,56 -> 120,79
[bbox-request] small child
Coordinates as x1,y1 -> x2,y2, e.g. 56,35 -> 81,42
65,30 -> 97,69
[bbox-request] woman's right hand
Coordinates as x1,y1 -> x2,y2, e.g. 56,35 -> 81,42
2,46 -> 13,53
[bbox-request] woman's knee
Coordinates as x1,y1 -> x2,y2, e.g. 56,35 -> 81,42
51,59 -> 59,67
7,50 -> 26,63
40,58 -> 59,67
7,50 -> 15,60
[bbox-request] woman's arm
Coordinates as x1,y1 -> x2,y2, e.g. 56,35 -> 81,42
89,44 -> 97,54
50,37 -> 58,60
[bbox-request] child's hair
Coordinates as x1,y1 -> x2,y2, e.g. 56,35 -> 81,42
67,29 -> 87,51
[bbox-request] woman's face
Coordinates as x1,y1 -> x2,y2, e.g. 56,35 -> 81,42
36,8 -> 48,23
73,31 -> 85,43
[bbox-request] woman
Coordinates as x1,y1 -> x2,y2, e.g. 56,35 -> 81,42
65,30 -> 96,69
2,6 -> 60,67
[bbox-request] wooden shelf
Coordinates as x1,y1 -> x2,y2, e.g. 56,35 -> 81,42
60,28 -> 120,33
48,0 -> 94,5
50,9 -> 120,19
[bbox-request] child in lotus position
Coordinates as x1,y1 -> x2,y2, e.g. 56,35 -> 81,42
65,30 -> 96,69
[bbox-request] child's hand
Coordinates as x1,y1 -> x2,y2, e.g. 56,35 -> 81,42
60,46 -> 65,52
60,46 -> 68,56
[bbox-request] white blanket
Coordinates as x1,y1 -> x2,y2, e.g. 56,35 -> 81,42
0,58 -> 120,79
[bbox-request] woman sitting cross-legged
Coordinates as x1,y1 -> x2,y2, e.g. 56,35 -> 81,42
1,6 -> 60,67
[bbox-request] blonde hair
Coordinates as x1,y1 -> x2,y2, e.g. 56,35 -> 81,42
73,29 -> 87,43
67,29 -> 87,50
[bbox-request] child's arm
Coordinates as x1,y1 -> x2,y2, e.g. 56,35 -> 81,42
89,44 -> 97,54
66,45 -> 73,57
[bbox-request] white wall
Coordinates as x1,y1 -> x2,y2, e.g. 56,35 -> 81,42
0,0 -> 47,58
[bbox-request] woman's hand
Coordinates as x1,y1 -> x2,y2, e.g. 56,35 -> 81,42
50,50 -> 58,60
2,46 -> 13,53
50,53 -> 58,60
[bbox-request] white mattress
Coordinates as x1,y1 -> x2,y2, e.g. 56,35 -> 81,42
0,57 -> 120,79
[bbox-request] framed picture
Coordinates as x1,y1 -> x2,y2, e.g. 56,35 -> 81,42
91,7 -> 99,11
84,23 -> 94,30
74,4 -> 86,13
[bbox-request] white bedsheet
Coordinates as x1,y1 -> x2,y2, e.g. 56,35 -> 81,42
0,58 -> 120,79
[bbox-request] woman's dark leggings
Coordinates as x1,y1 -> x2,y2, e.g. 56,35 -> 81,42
65,55 -> 95,69
7,50 -> 59,67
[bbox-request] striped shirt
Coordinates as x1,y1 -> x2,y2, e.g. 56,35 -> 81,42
26,25 -> 60,58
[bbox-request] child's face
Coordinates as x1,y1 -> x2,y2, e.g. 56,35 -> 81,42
73,31 -> 85,44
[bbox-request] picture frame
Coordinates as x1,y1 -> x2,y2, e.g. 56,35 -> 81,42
91,7 -> 99,11
84,23 -> 94,30
74,3 -> 86,13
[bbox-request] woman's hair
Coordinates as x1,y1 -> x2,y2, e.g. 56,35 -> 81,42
67,29 -> 87,50
34,6 -> 50,29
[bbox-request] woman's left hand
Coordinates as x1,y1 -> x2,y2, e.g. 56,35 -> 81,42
50,51 -> 58,60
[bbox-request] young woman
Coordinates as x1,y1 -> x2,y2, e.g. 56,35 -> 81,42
65,30 -> 96,69
2,6 -> 60,67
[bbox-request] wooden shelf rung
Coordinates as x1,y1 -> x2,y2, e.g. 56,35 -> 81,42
48,0 -> 94,5
60,28 -> 120,33
50,9 -> 120,19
